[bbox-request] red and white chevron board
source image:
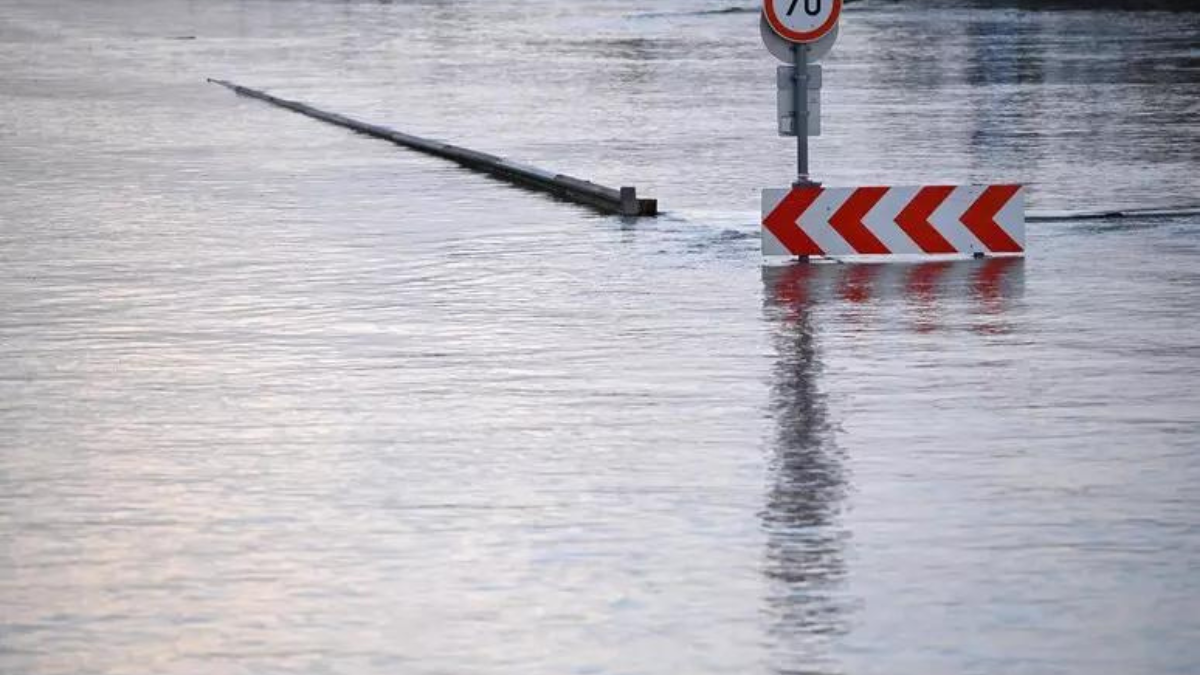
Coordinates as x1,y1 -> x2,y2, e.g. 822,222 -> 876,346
762,185 -> 1025,257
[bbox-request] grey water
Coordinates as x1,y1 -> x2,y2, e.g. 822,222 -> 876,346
2,1 -> 1199,674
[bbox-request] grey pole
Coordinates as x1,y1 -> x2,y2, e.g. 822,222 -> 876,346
792,42 -> 812,187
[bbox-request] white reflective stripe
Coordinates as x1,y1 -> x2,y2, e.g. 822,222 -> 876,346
762,225 -> 790,257
996,187 -> 1025,249
863,186 -> 923,254
763,188 -> 790,215
799,188 -> 853,255
930,186 -> 986,255
761,189 -> 793,257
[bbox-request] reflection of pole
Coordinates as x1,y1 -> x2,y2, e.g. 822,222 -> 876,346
793,43 -> 812,187
761,264 -> 849,669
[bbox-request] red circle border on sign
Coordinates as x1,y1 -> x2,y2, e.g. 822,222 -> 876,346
764,0 -> 842,43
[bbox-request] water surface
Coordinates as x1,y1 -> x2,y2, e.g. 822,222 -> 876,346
2,1 -> 1199,674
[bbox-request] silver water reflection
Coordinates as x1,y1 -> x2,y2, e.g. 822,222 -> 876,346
762,264 -> 847,675
761,260 -> 1026,674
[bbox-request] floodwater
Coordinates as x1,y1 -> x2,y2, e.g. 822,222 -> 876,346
2,1 -> 1199,673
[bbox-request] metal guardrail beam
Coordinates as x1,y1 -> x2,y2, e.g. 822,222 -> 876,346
208,79 -> 658,218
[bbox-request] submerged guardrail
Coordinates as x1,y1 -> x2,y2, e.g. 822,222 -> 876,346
208,79 -> 658,218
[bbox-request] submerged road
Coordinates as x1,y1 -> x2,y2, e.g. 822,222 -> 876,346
2,1 -> 1199,674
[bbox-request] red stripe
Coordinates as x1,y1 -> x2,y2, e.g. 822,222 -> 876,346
906,261 -> 954,334
764,187 -> 825,256
839,264 -> 878,303
829,187 -> 890,255
895,186 -> 958,254
770,263 -> 816,319
961,185 -> 1023,253
973,256 -> 1021,306
905,261 -> 953,299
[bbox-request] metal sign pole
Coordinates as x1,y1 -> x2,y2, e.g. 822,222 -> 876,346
793,43 -> 811,186
761,1 -> 1032,263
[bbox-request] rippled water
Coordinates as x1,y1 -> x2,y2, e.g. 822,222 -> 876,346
2,1 -> 1199,674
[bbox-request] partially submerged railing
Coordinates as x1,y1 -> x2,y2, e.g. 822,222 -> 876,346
208,79 -> 658,218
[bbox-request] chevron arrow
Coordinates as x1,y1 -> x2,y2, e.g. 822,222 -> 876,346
764,186 -> 825,256
896,186 -> 958,254
961,185 -> 1023,253
829,187 -> 890,255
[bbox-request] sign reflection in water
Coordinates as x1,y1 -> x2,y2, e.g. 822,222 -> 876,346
760,259 -> 1025,672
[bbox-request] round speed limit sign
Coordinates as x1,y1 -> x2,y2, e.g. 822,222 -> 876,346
763,0 -> 842,44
